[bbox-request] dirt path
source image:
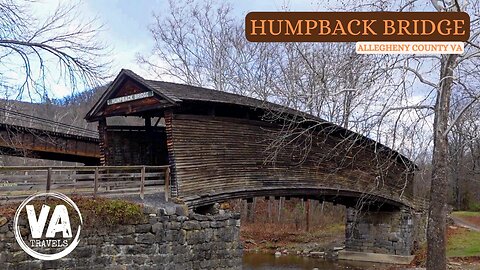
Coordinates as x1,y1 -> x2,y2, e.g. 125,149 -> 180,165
451,215 -> 480,232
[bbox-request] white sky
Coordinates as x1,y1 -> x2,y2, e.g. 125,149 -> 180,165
79,0 -> 320,84
24,0 -> 322,98
24,0 -> 435,109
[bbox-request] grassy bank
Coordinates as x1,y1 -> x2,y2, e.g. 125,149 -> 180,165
448,211 -> 480,258
452,211 -> 480,217
0,197 -> 145,228
447,228 -> 480,257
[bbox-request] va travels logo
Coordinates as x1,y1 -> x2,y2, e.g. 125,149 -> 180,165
13,192 -> 83,260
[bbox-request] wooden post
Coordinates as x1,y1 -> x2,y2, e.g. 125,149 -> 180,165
164,167 -> 170,202
94,167 -> 99,199
46,167 -> 52,193
243,199 -> 248,218
252,197 -> 257,223
140,166 -> 145,200
246,198 -> 254,223
277,197 -> 283,223
267,196 -> 272,223
305,199 -> 310,232
145,117 -> 153,164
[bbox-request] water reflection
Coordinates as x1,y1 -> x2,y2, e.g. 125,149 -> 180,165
243,252 -> 389,270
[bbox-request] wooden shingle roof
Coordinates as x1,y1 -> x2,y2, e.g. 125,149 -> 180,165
85,69 -> 299,121
145,80 -> 270,109
85,69 -> 416,170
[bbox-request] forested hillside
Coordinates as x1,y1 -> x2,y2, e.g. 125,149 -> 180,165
0,86 -> 106,132
0,86 -> 106,166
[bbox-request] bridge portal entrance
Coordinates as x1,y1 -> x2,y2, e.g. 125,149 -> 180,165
86,70 -> 174,167
101,120 -> 168,166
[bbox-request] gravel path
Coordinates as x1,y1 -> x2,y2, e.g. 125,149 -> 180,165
451,215 -> 480,232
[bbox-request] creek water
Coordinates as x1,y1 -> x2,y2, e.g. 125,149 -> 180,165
243,252 -> 389,270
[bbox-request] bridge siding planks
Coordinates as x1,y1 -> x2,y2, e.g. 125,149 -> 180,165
165,110 -> 178,197
98,118 -> 107,165
168,113 -> 414,208
0,123 -> 99,164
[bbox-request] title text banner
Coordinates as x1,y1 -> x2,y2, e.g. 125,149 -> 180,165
245,12 -> 470,42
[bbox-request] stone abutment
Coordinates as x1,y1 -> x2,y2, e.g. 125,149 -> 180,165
0,205 -> 242,270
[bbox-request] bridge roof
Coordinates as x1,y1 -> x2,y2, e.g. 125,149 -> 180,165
85,69 -> 298,120
85,69 -> 417,170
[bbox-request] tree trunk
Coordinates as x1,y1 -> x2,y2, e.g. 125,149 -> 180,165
247,199 -> 255,223
278,197 -> 283,222
267,197 -> 272,223
427,54 -> 458,270
305,199 -> 310,232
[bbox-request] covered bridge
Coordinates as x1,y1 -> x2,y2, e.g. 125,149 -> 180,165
85,69 -> 425,256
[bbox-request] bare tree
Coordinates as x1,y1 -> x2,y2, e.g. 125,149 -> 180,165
0,0 -> 110,100
345,1 -> 480,268
448,93 -> 480,210
138,0 -> 237,92
0,0 -> 110,165
141,0 -> 480,268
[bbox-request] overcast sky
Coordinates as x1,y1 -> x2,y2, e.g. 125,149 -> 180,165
27,0 -> 321,98
80,0 -> 317,81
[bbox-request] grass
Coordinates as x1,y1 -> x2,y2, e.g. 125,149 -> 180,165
447,228 -> 480,257
0,197 -> 146,229
452,211 -> 480,217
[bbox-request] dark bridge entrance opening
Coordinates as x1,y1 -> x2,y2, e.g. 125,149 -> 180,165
86,71 -> 174,167
103,117 -> 169,166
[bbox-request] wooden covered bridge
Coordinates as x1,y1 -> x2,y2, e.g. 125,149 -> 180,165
86,69 -> 418,210
0,69 -> 425,257
84,69 -> 425,257
0,108 -> 100,164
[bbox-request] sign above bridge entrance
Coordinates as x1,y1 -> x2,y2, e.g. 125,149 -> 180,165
107,91 -> 154,105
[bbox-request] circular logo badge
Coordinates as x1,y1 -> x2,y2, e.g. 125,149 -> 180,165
13,192 -> 83,261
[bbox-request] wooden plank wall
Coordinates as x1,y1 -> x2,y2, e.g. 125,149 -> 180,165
169,114 -> 415,208
165,110 -> 178,197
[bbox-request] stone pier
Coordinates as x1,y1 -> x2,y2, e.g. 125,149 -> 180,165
345,207 -> 426,256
